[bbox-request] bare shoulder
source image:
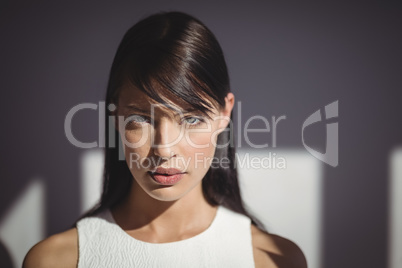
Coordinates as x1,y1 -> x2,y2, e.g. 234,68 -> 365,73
251,224 -> 307,268
23,228 -> 78,268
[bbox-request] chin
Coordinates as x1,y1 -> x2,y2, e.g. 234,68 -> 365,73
146,180 -> 203,202
147,188 -> 188,202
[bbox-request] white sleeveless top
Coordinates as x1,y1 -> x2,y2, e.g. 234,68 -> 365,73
77,206 -> 255,267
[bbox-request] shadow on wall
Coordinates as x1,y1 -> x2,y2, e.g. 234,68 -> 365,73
0,239 -> 14,268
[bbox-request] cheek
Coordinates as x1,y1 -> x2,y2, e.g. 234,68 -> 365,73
185,120 -> 222,148
124,127 -> 151,147
121,130 -> 151,168
186,131 -> 213,146
183,132 -> 218,169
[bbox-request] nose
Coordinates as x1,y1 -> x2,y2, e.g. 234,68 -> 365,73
152,118 -> 182,158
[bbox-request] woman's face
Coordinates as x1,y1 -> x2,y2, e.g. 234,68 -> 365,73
116,85 -> 234,202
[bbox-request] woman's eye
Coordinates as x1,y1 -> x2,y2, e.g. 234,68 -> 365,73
183,116 -> 203,125
127,115 -> 149,124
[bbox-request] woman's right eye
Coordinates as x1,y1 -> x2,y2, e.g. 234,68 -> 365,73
127,115 -> 150,125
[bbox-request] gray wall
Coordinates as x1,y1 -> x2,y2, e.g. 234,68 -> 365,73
1,1 -> 401,267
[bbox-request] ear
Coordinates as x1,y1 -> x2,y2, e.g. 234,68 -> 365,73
218,92 -> 235,129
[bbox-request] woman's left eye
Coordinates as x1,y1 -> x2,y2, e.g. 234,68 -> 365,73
183,117 -> 202,125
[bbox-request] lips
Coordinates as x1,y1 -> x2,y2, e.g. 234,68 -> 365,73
148,167 -> 185,185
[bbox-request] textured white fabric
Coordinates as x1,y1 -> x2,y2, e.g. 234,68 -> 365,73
77,206 -> 255,267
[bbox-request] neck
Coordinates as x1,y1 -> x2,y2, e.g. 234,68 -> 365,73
111,179 -> 217,242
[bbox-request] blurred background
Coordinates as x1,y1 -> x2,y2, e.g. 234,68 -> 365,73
1,1 -> 401,267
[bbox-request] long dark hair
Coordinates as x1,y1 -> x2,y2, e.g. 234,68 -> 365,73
83,11 -> 260,226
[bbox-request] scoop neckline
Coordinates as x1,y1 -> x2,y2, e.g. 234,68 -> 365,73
104,205 -> 222,246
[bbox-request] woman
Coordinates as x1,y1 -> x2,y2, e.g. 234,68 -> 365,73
24,11 -> 307,267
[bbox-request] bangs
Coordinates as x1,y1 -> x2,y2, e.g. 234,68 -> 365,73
120,46 -> 222,117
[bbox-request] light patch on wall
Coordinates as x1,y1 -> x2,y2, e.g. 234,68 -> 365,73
238,149 -> 322,268
0,179 -> 45,268
389,147 -> 402,268
80,149 -> 104,213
